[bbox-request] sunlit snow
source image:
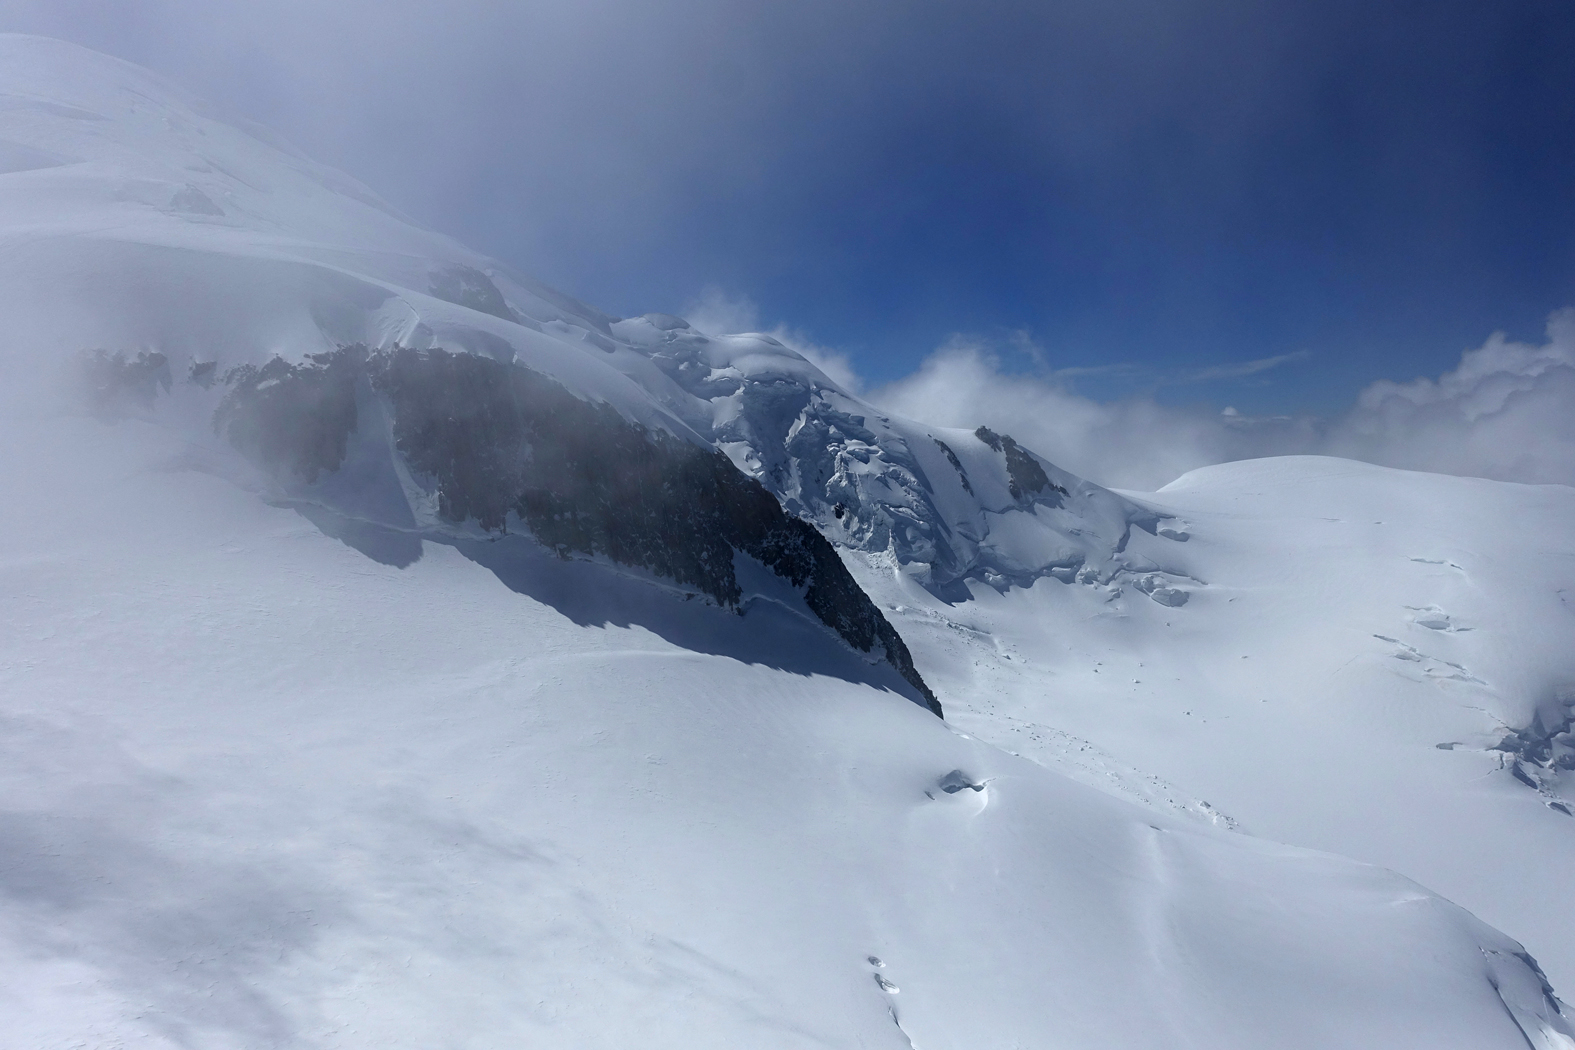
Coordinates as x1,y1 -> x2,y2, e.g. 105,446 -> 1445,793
1,34 -> 1572,1049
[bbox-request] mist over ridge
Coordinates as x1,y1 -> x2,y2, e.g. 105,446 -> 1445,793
1,0 -> 1571,420
687,288 -> 1575,492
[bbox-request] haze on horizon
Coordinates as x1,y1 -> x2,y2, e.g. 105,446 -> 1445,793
0,0 -> 1571,489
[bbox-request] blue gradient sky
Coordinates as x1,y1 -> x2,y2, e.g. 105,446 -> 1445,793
3,0 -> 1573,413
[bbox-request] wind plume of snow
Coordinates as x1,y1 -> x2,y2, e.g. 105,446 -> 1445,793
684,286 -> 865,393
871,310 -> 1575,491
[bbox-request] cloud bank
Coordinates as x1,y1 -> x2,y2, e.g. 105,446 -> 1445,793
869,310 -> 1575,492
1319,312 -> 1575,488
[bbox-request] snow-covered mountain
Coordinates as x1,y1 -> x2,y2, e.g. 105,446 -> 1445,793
599,315 -> 1171,597
2,34 -> 1573,1049
0,33 -> 943,714
0,34 -> 1182,608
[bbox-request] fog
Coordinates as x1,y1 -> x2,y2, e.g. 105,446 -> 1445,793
2,0 -> 1569,402
870,310 -> 1575,490
1,0 -> 1570,490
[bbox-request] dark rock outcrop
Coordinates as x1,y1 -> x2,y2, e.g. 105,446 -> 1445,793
975,426 -> 1068,504
168,184 -> 225,216
934,438 -> 973,495
613,316 -> 1158,594
214,350 -> 360,484
428,264 -> 520,323
214,344 -> 941,716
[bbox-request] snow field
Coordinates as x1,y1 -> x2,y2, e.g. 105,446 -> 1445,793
864,456 -> 1575,999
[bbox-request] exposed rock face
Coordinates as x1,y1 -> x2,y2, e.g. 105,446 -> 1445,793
215,351 -> 360,483
428,264 -> 521,323
626,326 -> 972,583
974,426 -> 1068,504
606,317 -> 1174,595
933,438 -> 973,495
168,183 -> 224,216
210,344 -> 942,715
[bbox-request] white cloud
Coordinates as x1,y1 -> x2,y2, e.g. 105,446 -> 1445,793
1323,310 -> 1575,486
870,312 -> 1575,491
869,338 -> 1315,490
681,286 -> 1575,492
684,286 -> 865,393
1181,350 -> 1309,383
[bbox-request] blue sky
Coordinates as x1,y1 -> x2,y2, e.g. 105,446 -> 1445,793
3,0 -> 1573,416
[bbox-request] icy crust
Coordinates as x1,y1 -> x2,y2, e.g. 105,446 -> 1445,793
204,345 -> 940,715
605,315 -> 1180,596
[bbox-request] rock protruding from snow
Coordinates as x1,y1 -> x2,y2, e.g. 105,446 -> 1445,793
206,344 -> 941,714
428,264 -> 520,323
604,317 -> 1177,595
0,29 -> 944,713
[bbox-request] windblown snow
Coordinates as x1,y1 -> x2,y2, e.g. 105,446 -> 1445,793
1,34 -> 1572,1050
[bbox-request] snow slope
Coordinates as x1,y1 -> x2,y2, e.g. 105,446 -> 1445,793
1,34 -> 1573,1048
863,456 -> 1575,995
6,359 -> 1575,1050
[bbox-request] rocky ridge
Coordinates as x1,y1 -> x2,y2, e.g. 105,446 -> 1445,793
588,314 -> 1189,599
170,344 -> 941,714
